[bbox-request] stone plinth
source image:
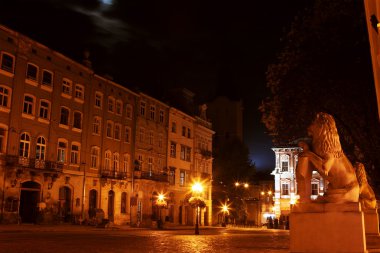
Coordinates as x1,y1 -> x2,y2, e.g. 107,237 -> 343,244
290,202 -> 367,253
364,209 -> 379,235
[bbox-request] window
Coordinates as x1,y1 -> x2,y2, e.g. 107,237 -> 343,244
179,170 -> 185,186
123,154 -> 130,173
169,169 -> 175,185
180,145 -> 191,162
74,84 -> 84,101
0,86 -> 10,109
148,157 -> 153,175
139,128 -> 145,142
187,128 -> 191,138
36,136 -> 46,160
0,52 -> 14,73
73,111 -> 82,130
23,95 -> 34,115
108,97 -> 115,112
62,78 -> 72,96
70,143 -> 80,165
182,126 -> 186,137
39,100 -> 50,120
281,161 -> 289,172
105,151 -> 111,170
140,101 -> 146,116
95,92 -> 103,108
57,140 -> 68,163
60,107 -> 70,126
116,100 -> 122,115
148,131 -> 154,145
159,110 -> 164,123
42,70 -> 53,86
158,134 -> 163,148
171,122 -> 176,133
113,153 -> 119,171
26,63 -> 38,82
106,121 -> 113,138
150,105 -> 155,120
137,155 -> 143,170
170,142 -> 176,158
93,116 -> 101,135
281,183 -> 289,196
0,127 -> 6,153
19,133 -> 30,158
126,104 -> 133,119
91,146 -> 100,169
121,192 -> 127,214
114,124 -> 121,140
124,127 -> 131,143
311,183 -> 319,195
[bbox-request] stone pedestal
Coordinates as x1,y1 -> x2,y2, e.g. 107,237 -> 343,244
364,209 -> 380,235
290,202 -> 367,253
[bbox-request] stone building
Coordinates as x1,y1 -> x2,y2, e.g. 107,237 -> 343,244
271,147 -> 325,219
0,24 -> 214,226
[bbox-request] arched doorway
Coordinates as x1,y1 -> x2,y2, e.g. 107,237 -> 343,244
108,190 -> 114,222
89,189 -> 97,218
59,186 -> 72,222
19,181 -> 41,223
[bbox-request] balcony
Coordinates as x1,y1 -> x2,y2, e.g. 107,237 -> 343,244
134,170 -> 168,183
100,169 -> 128,180
5,155 -> 63,172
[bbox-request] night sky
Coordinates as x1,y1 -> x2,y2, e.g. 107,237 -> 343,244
0,0 -> 311,171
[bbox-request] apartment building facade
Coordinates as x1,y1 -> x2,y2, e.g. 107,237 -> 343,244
0,24 -> 214,227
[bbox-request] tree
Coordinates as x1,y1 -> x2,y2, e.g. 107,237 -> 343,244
260,0 -> 380,194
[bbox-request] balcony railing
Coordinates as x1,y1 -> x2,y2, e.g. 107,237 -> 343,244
134,170 -> 168,183
4,155 -> 63,172
100,169 -> 128,180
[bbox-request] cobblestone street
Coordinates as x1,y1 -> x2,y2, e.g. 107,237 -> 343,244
0,224 -> 379,253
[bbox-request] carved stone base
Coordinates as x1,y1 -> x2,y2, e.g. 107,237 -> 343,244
290,202 -> 367,253
364,209 -> 379,235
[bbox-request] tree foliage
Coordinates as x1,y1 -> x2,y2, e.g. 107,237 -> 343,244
260,0 -> 380,193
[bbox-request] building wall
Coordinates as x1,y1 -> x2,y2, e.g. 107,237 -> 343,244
0,24 -> 214,226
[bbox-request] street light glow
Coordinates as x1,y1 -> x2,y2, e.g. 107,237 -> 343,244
235,182 -> 240,187
157,193 -> 165,202
192,182 -> 204,193
244,183 -> 249,188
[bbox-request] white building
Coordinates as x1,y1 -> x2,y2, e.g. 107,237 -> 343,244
271,147 -> 326,218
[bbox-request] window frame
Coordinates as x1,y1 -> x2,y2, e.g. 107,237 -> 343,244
0,52 -> 15,76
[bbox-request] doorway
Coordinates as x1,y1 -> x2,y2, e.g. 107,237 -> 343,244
19,181 -> 41,223
108,190 -> 114,222
59,186 -> 72,222
89,189 -> 97,218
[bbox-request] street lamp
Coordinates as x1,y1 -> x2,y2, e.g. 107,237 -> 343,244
155,193 -> 167,229
190,181 -> 204,235
221,203 -> 229,227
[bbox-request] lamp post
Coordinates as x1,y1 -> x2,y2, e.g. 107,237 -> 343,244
221,203 -> 229,227
191,182 -> 204,235
155,193 -> 167,229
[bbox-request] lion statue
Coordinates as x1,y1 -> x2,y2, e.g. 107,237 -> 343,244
296,112 -> 360,203
355,162 -> 377,209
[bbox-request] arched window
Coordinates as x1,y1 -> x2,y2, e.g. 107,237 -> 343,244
36,136 -> 46,160
113,153 -> 119,172
19,133 -> 30,158
70,142 -> 80,165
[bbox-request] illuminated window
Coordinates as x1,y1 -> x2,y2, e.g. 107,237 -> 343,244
74,84 -> 84,101
116,100 -> 122,115
19,133 -> 30,158
140,101 -> 146,116
42,70 -> 53,87
70,143 -> 80,165
0,52 -> 14,73
114,124 -> 121,140
124,127 -> 131,143
159,110 -> 164,123
179,170 -> 185,186
150,105 -> 155,120
281,183 -> 289,196
95,92 -> 103,108
170,142 -> 176,158
126,104 -> 133,119
62,78 -> 72,96
148,157 -> 153,175
93,116 -> 101,135
108,96 -> 115,112
60,107 -> 70,126
57,140 -> 68,163
91,146 -> 100,169
105,151 -> 111,170
0,86 -> 11,109
39,100 -> 50,120
36,136 -> 46,160
26,63 -> 38,82
311,183 -> 319,196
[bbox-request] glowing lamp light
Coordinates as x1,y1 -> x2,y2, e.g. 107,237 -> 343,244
261,191 -> 265,195
158,193 -> 165,202
268,191 -> 272,195
222,204 -> 229,214
244,183 -> 249,188
235,182 -> 240,187
192,182 -> 204,194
